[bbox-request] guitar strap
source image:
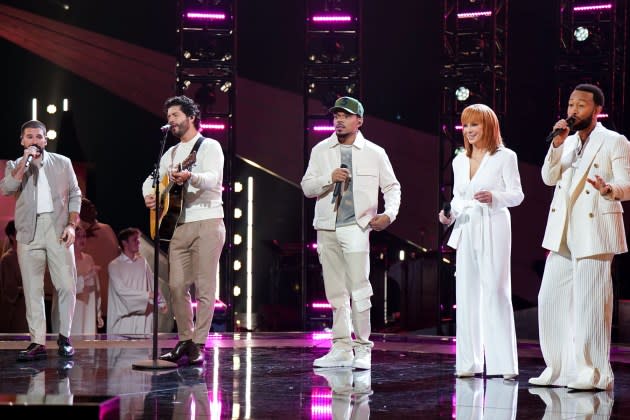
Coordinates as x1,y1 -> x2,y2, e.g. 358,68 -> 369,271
172,136 -> 206,205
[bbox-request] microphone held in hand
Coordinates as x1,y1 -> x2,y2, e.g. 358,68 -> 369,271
443,201 -> 451,218
24,145 -> 43,169
332,163 -> 349,203
545,116 -> 576,143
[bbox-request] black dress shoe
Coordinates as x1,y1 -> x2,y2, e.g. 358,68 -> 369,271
159,340 -> 193,364
188,343 -> 205,366
17,343 -> 47,362
57,335 -> 75,358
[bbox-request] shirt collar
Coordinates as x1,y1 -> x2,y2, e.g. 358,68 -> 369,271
327,130 -> 366,149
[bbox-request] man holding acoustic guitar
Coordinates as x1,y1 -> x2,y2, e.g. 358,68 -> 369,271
142,95 -> 226,366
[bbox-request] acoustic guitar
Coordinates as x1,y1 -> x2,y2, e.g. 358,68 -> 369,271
149,152 -> 197,240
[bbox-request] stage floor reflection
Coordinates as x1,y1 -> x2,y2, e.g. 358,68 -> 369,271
0,332 -> 629,418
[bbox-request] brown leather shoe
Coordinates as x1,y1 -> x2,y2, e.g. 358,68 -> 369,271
17,343 -> 47,362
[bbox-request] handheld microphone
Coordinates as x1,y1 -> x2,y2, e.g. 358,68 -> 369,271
160,124 -> 172,133
331,163 -> 349,203
545,116 -> 576,143
24,145 -> 42,169
443,201 -> 451,218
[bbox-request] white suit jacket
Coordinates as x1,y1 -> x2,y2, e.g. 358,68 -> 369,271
301,131 -> 401,230
541,122 -> 630,258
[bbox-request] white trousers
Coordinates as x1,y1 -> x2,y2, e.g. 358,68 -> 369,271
454,211 -> 519,375
317,224 -> 373,350
538,251 -> 614,389
455,378 -> 518,420
17,213 -> 76,343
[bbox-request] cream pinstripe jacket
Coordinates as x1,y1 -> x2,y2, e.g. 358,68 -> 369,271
541,123 -> 630,258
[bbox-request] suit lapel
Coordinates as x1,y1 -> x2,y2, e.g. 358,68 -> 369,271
569,130 -> 604,196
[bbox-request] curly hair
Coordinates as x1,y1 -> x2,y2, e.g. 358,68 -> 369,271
164,95 -> 201,130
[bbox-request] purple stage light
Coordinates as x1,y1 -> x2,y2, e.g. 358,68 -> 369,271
573,3 -> 612,12
597,113 -> 609,119
311,302 -> 332,310
312,332 -> 332,341
186,11 -> 226,20
457,11 -> 492,19
200,122 -> 226,131
455,125 -> 463,131
313,125 -> 335,132
311,14 -> 352,23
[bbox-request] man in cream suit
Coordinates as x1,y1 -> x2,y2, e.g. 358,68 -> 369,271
530,84 -> 630,390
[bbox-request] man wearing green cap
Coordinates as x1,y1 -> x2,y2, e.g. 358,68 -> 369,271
302,96 -> 401,370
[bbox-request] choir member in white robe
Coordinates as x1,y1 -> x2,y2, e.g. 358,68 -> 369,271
71,226 -> 103,334
439,104 -> 523,379
107,227 -> 166,335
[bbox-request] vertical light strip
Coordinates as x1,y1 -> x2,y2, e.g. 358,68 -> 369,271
211,346 -> 221,419
245,346 -> 252,419
32,98 -> 37,120
216,266 -> 221,300
384,270 -> 388,325
246,176 -> 254,331
62,98 -> 69,111
231,352 -> 241,418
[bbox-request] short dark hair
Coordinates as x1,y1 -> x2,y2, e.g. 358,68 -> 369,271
21,120 -> 47,137
164,95 -> 201,130
4,220 -> 16,237
117,227 -> 141,248
80,197 -> 97,224
574,83 -> 605,107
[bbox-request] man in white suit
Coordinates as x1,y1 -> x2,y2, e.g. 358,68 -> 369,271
530,84 -> 630,390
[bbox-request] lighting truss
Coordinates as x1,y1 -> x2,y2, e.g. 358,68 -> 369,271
555,0 -> 627,131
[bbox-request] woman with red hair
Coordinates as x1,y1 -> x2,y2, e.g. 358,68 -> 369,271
439,103 -> 524,379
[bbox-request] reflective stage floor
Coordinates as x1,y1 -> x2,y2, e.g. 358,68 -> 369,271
0,332 -> 630,419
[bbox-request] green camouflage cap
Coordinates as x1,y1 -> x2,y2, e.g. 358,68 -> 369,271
329,96 -> 364,117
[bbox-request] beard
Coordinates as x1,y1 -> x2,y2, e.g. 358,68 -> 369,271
572,113 -> 594,131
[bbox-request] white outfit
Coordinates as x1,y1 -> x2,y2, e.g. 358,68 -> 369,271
536,122 -> 630,389
107,253 -> 163,335
447,146 -> 523,376
301,131 -> 401,351
71,251 -> 101,334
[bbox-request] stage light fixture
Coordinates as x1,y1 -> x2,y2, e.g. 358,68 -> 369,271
574,26 -> 589,41
233,286 -> 241,297
234,181 -> 243,192
234,208 -> 242,219
234,234 -> 242,245
233,260 -> 242,271
220,81 -> 232,92
47,104 -> 57,114
47,130 -> 57,140
455,86 -> 470,101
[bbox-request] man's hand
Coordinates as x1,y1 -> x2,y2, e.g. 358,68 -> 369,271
369,214 -> 391,231
551,118 -> 573,147
331,167 -> 351,184
144,194 -> 156,209
60,225 -> 76,247
170,169 -> 192,186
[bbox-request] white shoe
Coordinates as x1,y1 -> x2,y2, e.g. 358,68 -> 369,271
567,380 -> 601,391
529,367 -> 555,386
352,370 -> 373,395
353,346 -> 371,370
503,374 -> 518,380
313,347 -> 354,368
455,371 -> 476,378
313,367 -> 353,394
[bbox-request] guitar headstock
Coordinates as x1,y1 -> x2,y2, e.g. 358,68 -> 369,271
181,151 -> 197,171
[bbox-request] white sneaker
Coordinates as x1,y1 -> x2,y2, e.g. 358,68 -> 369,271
313,347 -> 354,368
353,346 -> 371,370
313,367 -> 353,394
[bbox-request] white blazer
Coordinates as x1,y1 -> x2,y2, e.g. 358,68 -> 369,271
447,146 -> 524,249
541,123 -> 630,258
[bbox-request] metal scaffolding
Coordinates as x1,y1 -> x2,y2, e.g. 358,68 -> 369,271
555,0 -> 627,132
302,0 -> 362,329
438,0 -> 508,334
176,0 -> 237,331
